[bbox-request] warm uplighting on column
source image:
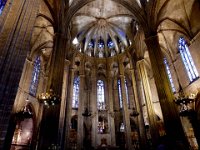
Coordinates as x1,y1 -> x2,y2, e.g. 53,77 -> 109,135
37,89 -> 61,106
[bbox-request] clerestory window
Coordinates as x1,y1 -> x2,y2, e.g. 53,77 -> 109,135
164,58 -> 176,93
118,79 -> 129,108
178,37 -> 199,82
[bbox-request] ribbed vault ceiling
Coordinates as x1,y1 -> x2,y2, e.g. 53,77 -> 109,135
71,0 -> 136,58
37,0 -> 200,61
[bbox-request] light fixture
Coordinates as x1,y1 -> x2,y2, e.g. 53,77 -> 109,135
38,89 -> 61,106
174,92 -> 196,116
72,37 -> 79,45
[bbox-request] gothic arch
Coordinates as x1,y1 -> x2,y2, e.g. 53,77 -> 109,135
64,0 -> 146,32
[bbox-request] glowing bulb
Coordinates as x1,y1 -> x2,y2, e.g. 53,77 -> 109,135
72,37 -> 78,45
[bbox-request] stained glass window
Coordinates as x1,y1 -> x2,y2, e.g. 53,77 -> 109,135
72,76 -> 80,108
125,79 -> 130,108
97,80 -> 105,110
29,56 -> 41,96
118,79 -> 129,108
178,37 -> 199,82
164,58 -> 176,93
88,40 -> 94,48
98,39 -> 104,49
0,0 -> 7,14
107,39 -> 114,49
118,79 -> 123,108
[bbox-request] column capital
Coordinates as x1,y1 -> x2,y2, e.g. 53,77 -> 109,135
136,59 -> 146,70
136,58 -> 145,64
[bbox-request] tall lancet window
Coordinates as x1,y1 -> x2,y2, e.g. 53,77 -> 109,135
0,0 -> 7,14
118,79 -> 129,108
178,37 -> 199,82
29,56 -> 41,96
118,79 -> 123,108
125,79 -> 130,108
72,76 -> 80,109
164,58 -> 176,93
97,80 -> 105,110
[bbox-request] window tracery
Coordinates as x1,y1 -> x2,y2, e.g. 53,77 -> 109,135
107,40 -> 114,49
72,76 -> 80,108
125,79 -> 130,108
118,79 -> 129,108
118,79 -> 123,108
178,37 -> 199,82
29,56 -> 41,96
164,58 -> 176,93
97,80 -> 105,110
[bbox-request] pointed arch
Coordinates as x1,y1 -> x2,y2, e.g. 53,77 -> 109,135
178,37 -> 199,82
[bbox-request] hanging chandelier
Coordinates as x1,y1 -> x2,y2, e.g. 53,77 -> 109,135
38,89 -> 61,106
174,93 -> 196,116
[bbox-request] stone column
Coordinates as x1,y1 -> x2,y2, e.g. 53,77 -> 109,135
38,33 -> 67,149
129,68 -> 147,149
33,61 -> 48,150
91,69 -> 97,147
113,77 -> 121,135
12,58 -> 34,109
145,35 -> 189,148
46,33 -> 66,95
113,77 -> 120,112
118,62 -> 132,150
35,103 -> 44,150
58,59 -> 70,149
137,59 -> 159,147
107,72 -> 116,146
77,71 -> 85,149
0,0 -> 39,149
65,67 -> 75,149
